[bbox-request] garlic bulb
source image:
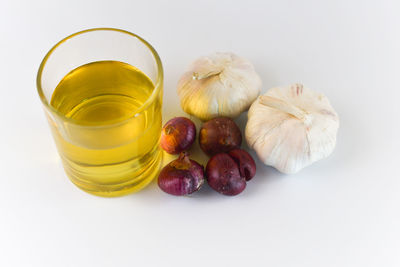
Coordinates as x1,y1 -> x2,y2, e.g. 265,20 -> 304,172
177,52 -> 262,121
245,84 -> 339,174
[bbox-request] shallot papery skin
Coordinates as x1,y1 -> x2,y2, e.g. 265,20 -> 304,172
206,153 -> 246,196
158,153 -> 204,196
228,149 -> 256,181
161,117 -> 196,154
199,117 -> 242,156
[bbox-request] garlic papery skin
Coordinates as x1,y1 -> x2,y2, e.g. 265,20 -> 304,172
245,84 -> 339,174
177,52 -> 262,121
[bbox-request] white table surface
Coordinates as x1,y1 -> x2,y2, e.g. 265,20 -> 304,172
1,0 -> 399,266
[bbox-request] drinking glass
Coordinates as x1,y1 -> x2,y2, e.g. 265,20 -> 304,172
37,28 -> 163,197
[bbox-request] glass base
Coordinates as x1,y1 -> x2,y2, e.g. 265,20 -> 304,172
63,149 -> 162,197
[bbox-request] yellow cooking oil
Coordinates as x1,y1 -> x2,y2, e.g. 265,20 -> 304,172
49,60 -> 162,197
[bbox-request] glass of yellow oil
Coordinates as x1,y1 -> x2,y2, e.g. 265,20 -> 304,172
37,28 -> 163,197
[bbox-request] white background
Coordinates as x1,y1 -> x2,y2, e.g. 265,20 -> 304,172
1,0 -> 399,266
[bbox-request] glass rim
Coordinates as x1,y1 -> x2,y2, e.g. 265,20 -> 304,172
36,27 -> 164,126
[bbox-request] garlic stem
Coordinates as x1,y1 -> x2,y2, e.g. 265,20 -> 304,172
192,67 -> 224,80
259,95 -> 307,121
